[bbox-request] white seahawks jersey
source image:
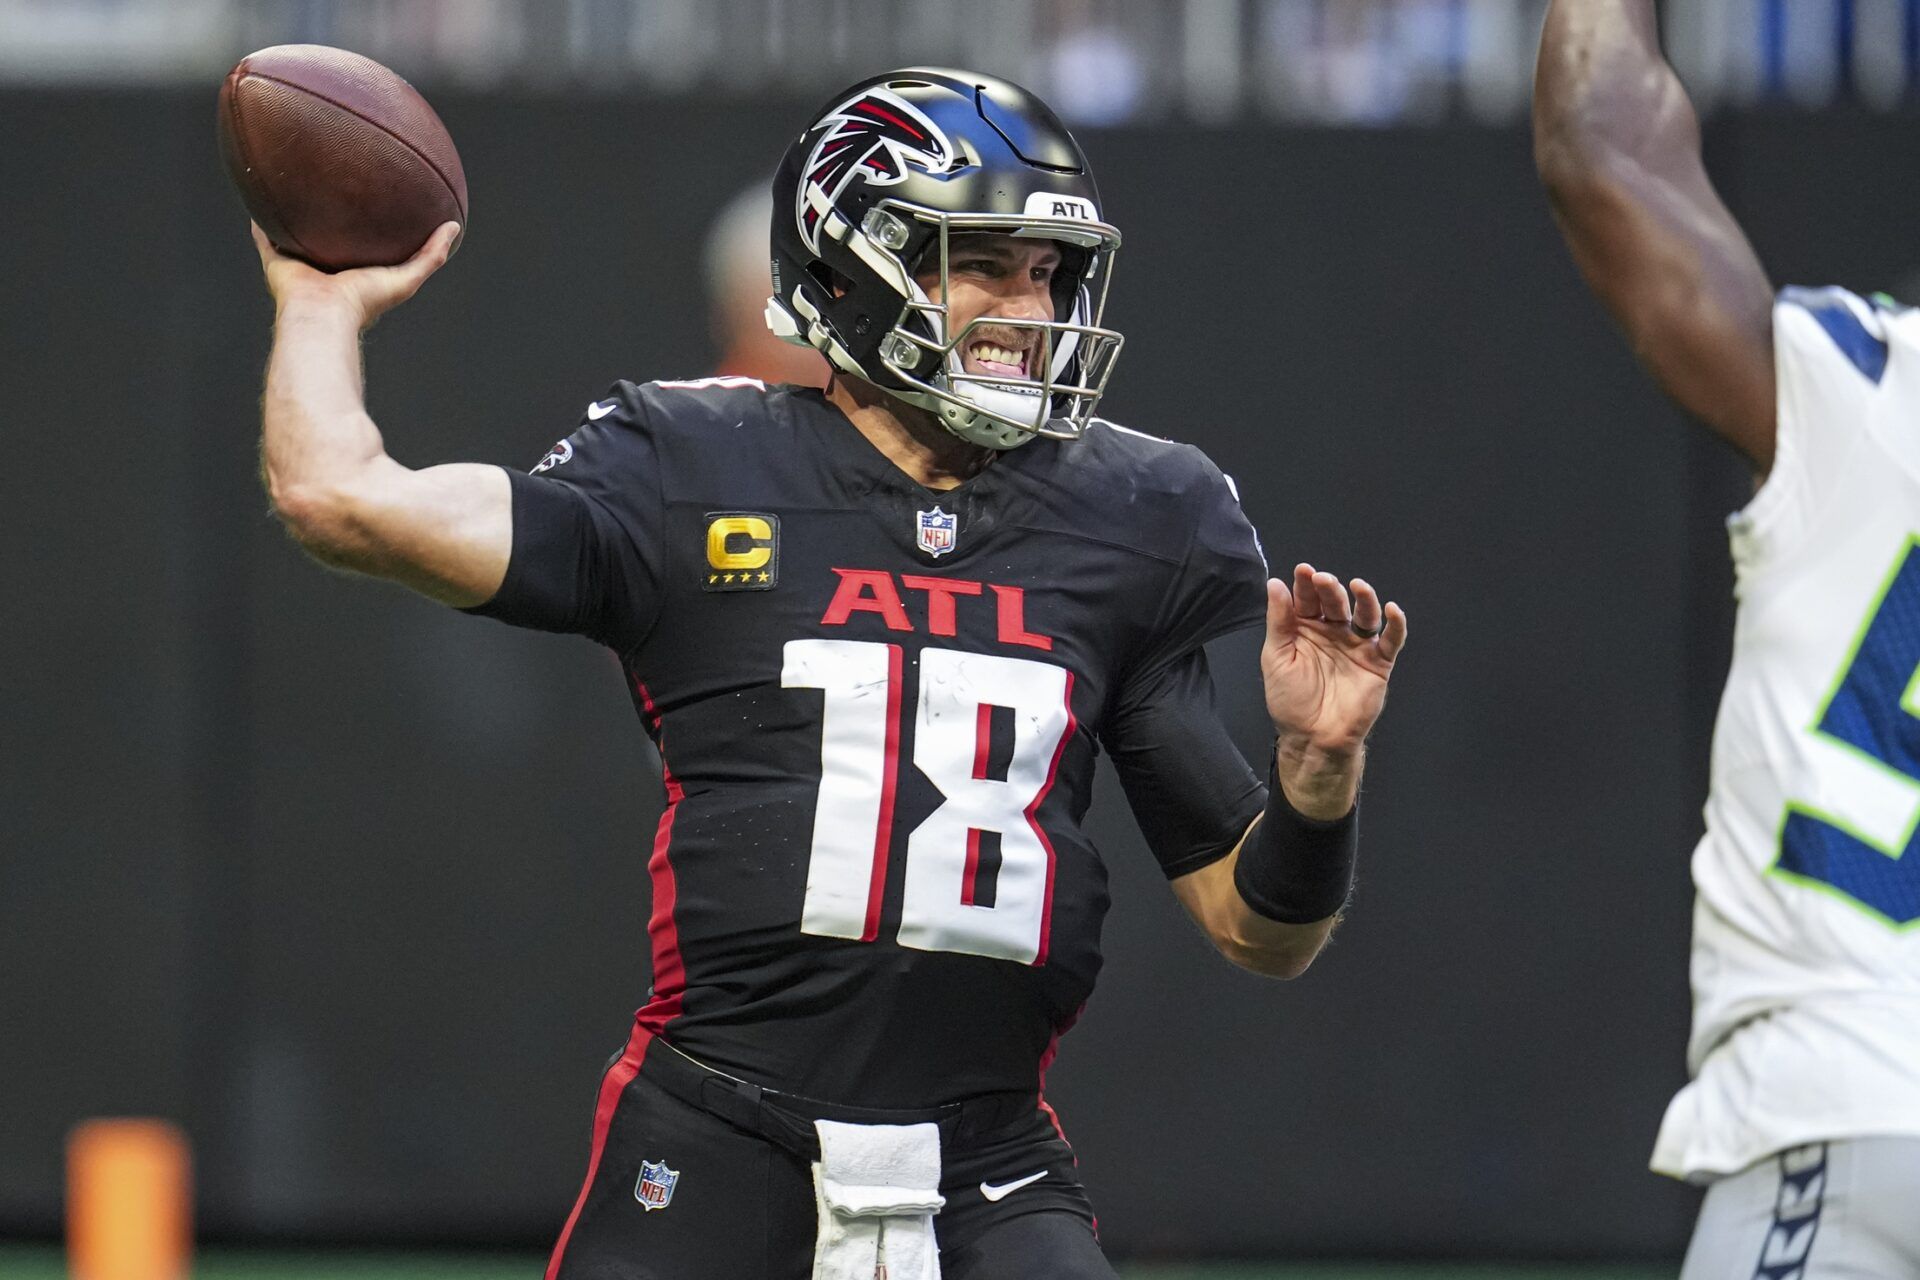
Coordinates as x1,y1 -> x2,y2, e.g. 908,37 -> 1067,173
1652,287 -> 1920,1182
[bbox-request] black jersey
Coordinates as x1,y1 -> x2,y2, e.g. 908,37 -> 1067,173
469,377 -> 1269,1108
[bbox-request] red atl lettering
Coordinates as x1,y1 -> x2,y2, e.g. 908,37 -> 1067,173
991,584 -> 1052,651
820,569 -> 911,631
821,570 -> 1055,650
900,575 -> 983,637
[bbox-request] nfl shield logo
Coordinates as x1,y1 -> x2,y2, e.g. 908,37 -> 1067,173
634,1159 -> 679,1211
916,506 -> 958,557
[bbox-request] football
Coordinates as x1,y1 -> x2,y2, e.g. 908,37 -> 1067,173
218,44 -> 467,271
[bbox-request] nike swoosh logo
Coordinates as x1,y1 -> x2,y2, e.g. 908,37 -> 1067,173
586,400 -> 616,420
979,1170 -> 1047,1202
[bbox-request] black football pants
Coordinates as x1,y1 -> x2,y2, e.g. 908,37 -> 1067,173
548,1038 -> 1118,1279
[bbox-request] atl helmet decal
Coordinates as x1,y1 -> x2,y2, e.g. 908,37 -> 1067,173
798,87 -> 955,254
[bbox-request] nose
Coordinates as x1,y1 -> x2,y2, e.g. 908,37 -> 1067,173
990,274 -> 1054,324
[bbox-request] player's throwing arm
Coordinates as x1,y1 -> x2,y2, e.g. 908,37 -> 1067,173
253,221 -> 514,606
228,46 -> 511,606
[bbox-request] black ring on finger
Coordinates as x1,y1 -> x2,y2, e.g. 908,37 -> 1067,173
1349,619 -> 1384,639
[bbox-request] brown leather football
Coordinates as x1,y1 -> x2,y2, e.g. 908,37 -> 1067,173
218,45 -> 467,271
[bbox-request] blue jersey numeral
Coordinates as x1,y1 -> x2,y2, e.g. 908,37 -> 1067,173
1774,538 -> 1920,926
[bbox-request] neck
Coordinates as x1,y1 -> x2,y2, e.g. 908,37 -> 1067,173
825,373 -> 995,491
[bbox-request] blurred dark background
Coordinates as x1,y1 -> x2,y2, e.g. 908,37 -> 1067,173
7,0 -> 1920,1268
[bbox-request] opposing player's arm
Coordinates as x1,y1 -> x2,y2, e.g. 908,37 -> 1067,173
1533,0 -> 1777,470
255,221 -> 512,606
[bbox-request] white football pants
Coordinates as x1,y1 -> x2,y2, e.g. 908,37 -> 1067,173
1679,1137 -> 1920,1279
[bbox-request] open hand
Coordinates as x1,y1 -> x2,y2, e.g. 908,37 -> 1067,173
1262,562 -> 1407,757
251,220 -> 460,329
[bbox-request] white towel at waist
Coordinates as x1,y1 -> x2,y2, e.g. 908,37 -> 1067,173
811,1119 -> 945,1280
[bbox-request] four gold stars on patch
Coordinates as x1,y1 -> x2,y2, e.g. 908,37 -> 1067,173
706,570 -> 775,585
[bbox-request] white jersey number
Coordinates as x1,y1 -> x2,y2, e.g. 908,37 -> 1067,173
782,639 -> 1074,964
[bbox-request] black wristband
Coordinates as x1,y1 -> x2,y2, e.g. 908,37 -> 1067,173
1232,775 -> 1358,925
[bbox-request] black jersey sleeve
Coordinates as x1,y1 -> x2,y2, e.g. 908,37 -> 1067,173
461,382 -> 664,653
1102,645 -> 1267,879
1130,451 -> 1269,682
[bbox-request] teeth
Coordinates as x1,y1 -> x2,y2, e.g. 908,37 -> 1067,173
972,342 -> 1023,367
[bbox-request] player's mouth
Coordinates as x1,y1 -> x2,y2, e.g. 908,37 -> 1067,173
963,337 -> 1033,381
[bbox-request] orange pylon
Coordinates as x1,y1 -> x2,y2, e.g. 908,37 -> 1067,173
67,1119 -> 191,1280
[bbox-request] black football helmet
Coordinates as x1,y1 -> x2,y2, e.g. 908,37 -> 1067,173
767,67 -> 1123,450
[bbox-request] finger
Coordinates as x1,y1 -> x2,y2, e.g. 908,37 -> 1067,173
1291,563 -> 1321,618
1350,578 -> 1383,635
423,219 -> 462,262
360,221 -> 461,309
251,222 -> 280,269
1265,577 -> 1296,643
392,221 -> 461,287
1378,602 -> 1409,661
1312,571 -> 1352,625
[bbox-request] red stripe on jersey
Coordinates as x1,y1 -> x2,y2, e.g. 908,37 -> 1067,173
632,678 -> 687,1034
1036,1002 -> 1085,1152
1026,672 -> 1076,966
960,703 -> 994,907
545,1022 -> 653,1280
1036,1030 -> 1071,1148
862,644 -> 904,942
1038,1096 -> 1068,1144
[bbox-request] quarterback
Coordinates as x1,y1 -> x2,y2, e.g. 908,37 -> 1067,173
251,69 -> 1406,1279
1537,3 -> 1920,1275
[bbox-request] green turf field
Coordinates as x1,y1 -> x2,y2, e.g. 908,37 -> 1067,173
0,1246 -> 1670,1279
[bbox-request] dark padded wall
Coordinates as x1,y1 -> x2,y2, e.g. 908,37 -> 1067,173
11,90 -> 1892,1259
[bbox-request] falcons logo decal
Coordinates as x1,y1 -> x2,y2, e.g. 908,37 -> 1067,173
798,88 -> 955,254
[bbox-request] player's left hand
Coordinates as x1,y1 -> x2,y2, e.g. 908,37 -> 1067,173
1262,563 -> 1407,759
